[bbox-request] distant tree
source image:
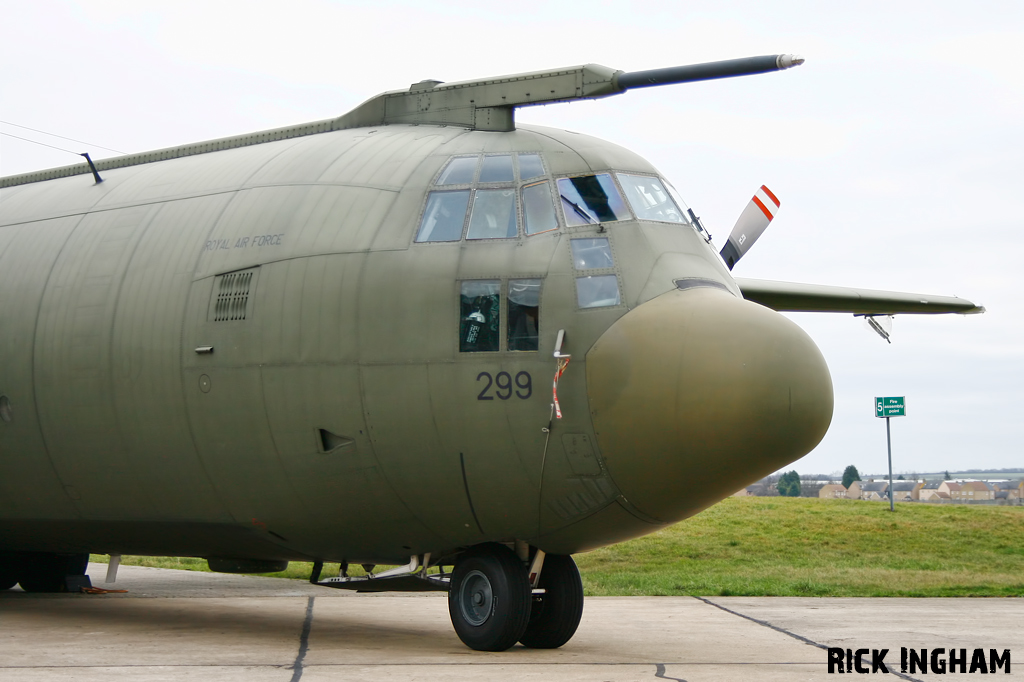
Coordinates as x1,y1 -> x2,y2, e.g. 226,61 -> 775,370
778,470 -> 802,497
842,465 -> 862,489
944,470 -> 952,480
800,482 -> 825,498
897,474 -> 905,480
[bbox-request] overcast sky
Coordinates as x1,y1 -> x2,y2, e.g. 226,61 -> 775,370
2,1 -> 1021,478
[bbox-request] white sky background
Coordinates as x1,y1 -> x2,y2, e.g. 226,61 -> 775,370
2,0 -> 1021,478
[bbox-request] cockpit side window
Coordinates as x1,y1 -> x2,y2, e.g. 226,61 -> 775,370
570,237 -> 621,309
616,174 -> 687,224
556,174 -> 629,226
576,275 -> 621,308
571,238 -> 614,269
460,280 -> 501,352
507,279 -> 541,351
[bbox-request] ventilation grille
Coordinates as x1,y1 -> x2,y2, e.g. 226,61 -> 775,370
212,270 -> 255,321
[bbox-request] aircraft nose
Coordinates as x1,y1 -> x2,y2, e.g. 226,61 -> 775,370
586,285 -> 833,523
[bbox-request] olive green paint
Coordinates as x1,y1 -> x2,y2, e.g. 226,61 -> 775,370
0,59 -> 979,567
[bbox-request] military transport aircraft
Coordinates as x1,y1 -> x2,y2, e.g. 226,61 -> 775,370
0,55 -> 982,651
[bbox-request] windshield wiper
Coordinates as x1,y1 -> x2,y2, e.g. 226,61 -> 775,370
560,194 -> 596,224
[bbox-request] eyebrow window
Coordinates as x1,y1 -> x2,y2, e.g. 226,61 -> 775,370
437,157 -> 478,185
518,154 -> 545,181
479,155 -> 514,183
556,174 -> 630,226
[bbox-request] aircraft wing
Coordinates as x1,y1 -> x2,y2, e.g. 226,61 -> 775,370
735,278 -> 985,315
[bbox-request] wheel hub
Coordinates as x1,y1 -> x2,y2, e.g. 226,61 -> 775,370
459,569 -> 493,626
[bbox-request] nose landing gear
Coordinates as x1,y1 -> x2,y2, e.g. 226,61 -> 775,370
448,543 -> 531,651
519,553 -> 583,649
447,543 -> 584,651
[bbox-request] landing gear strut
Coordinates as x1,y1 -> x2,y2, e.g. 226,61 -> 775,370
519,553 -> 584,648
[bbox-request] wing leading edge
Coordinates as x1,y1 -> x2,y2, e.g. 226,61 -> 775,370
735,278 -> 984,315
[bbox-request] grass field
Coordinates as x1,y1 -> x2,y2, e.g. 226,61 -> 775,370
90,497 -> 1024,597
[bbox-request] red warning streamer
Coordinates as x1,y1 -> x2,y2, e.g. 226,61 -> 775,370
553,357 -> 570,419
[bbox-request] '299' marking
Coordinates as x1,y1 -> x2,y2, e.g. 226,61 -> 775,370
477,371 -> 532,401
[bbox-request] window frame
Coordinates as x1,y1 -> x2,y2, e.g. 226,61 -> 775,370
555,172 -> 631,227
456,276 -> 545,353
415,153 -> 560,246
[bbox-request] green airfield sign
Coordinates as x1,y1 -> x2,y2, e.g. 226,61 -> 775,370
876,396 -> 906,512
875,396 -> 906,418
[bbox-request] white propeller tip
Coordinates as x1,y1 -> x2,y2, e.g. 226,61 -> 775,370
777,54 -> 805,69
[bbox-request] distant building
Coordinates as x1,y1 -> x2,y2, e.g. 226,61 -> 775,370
938,481 -> 962,500
818,484 -> 847,499
853,481 -> 889,501
992,482 -> 1022,501
960,481 -> 995,501
919,489 -> 950,502
886,481 -> 922,501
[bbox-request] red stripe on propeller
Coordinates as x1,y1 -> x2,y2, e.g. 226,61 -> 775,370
752,195 -> 774,220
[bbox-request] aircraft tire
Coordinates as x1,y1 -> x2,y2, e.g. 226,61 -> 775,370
17,552 -> 89,593
518,553 -> 583,649
448,543 -> 531,651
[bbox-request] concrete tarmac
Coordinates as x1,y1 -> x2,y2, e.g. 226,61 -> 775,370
0,563 -> 1019,681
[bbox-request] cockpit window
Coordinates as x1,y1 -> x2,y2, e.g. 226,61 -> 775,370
467,189 -> 517,240
415,190 -> 470,242
663,179 -> 712,241
418,153 -> 559,244
522,181 -> 558,235
479,155 -> 514,183
616,174 -> 687,224
556,174 -> 629,226
437,156 -> 478,185
460,280 -> 501,352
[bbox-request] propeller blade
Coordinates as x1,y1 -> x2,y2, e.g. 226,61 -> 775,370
719,185 -> 780,270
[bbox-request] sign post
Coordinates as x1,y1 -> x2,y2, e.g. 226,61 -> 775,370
875,397 -> 906,512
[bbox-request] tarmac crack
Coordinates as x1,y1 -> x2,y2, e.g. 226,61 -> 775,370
289,595 -> 315,682
695,597 -> 925,682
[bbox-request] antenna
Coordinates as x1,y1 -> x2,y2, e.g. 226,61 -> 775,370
80,153 -> 103,184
